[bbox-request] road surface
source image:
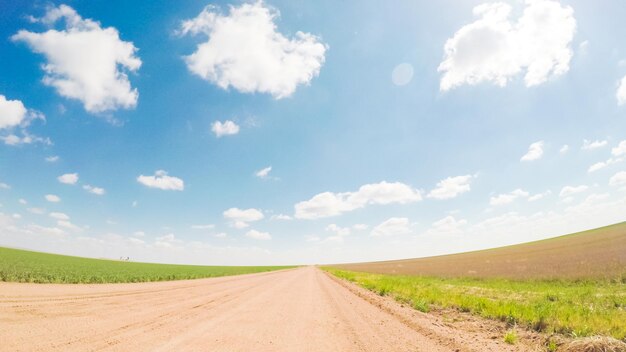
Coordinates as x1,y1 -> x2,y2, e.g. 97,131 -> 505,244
0,267 -> 530,351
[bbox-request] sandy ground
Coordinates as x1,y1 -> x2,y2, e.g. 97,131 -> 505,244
0,267 -> 538,351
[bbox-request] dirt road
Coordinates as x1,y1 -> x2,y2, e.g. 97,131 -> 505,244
0,267 -> 531,351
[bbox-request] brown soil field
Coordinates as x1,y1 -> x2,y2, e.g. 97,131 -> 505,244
333,222 -> 626,279
0,266 -> 541,351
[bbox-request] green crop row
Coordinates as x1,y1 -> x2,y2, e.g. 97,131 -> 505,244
0,247 -> 293,284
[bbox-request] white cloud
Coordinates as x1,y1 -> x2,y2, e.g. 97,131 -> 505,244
133,231 -> 145,237
0,95 -> 29,129
154,233 -> 183,248
45,194 -> 61,203
581,139 -> 608,150
245,229 -> 271,240
609,171 -> 626,187
588,158 -> 623,173
180,2 -> 327,99
191,224 -> 215,230
27,207 -> 45,214
49,212 -> 69,220
223,207 -> 264,228
528,190 -> 551,202
371,217 -> 411,237
559,185 -> 588,197
58,173 -> 78,185
214,232 -> 227,238
83,184 -> 105,195
128,237 -> 145,245
438,0 -> 575,91
612,141 -> 626,157
19,199 -> 27,205
255,166 -> 272,179
57,219 -> 81,231
211,120 -> 240,137
294,181 -> 422,219
12,5 -> 141,113
489,189 -> 529,206
1,131 -> 51,146
0,95 -> 47,145
617,75 -> 626,106
352,224 -> 368,231
425,215 -> 467,236
326,224 -> 351,237
427,175 -> 473,200
137,170 -> 184,191
391,63 -> 414,86
27,224 -> 65,237
270,214 -> 292,221
559,144 -> 569,154
521,141 -> 544,161
0,182 -> 9,190
45,155 -> 59,162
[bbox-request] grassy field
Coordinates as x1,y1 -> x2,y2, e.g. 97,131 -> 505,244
325,223 -> 626,342
325,268 -> 626,341
0,247 -> 293,284
333,222 -> 626,280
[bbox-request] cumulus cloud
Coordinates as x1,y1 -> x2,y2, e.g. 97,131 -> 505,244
559,185 -> 588,197
326,224 -> 351,237
223,207 -> 264,228
294,181 -> 422,219
49,212 -> 69,220
255,166 -> 272,179
180,2 -> 327,98
83,184 -> 105,195
137,170 -> 184,191
12,5 -> 141,113
0,95 -> 48,146
521,141 -> 544,161
57,173 -> 78,185
270,214 -> 292,221
371,217 -> 412,237
617,75 -> 626,106
211,120 -> 239,137
0,95 -> 30,129
612,141 -> 626,157
0,182 -> 10,189
245,229 -> 271,240
489,189 -> 529,206
438,0 -> 576,91
191,224 -> 215,230
609,171 -> 626,187
427,175 -> 473,200
528,190 -> 551,202
155,233 -> 182,248
45,194 -> 61,203
45,155 -> 59,162
559,145 -> 569,154
581,139 -> 607,150
424,215 -> 468,236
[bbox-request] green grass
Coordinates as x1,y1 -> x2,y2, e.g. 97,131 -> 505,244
0,247 -> 294,284
324,268 -> 626,341
504,330 -> 518,344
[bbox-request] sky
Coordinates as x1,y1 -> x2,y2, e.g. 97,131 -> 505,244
1,0 -> 626,265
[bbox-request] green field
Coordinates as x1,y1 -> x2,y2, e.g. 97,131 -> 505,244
324,268 -> 626,341
0,247 -> 293,284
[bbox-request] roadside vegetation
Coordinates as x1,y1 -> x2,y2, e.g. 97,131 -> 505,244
324,268 -> 626,341
0,247 -> 293,284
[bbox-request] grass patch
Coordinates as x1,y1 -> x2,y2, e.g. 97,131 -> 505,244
504,330 -> 517,344
0,247 -> 294,284
323,268 -> 626,341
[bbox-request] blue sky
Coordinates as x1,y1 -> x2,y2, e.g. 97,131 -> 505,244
1,0 -> 626,265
